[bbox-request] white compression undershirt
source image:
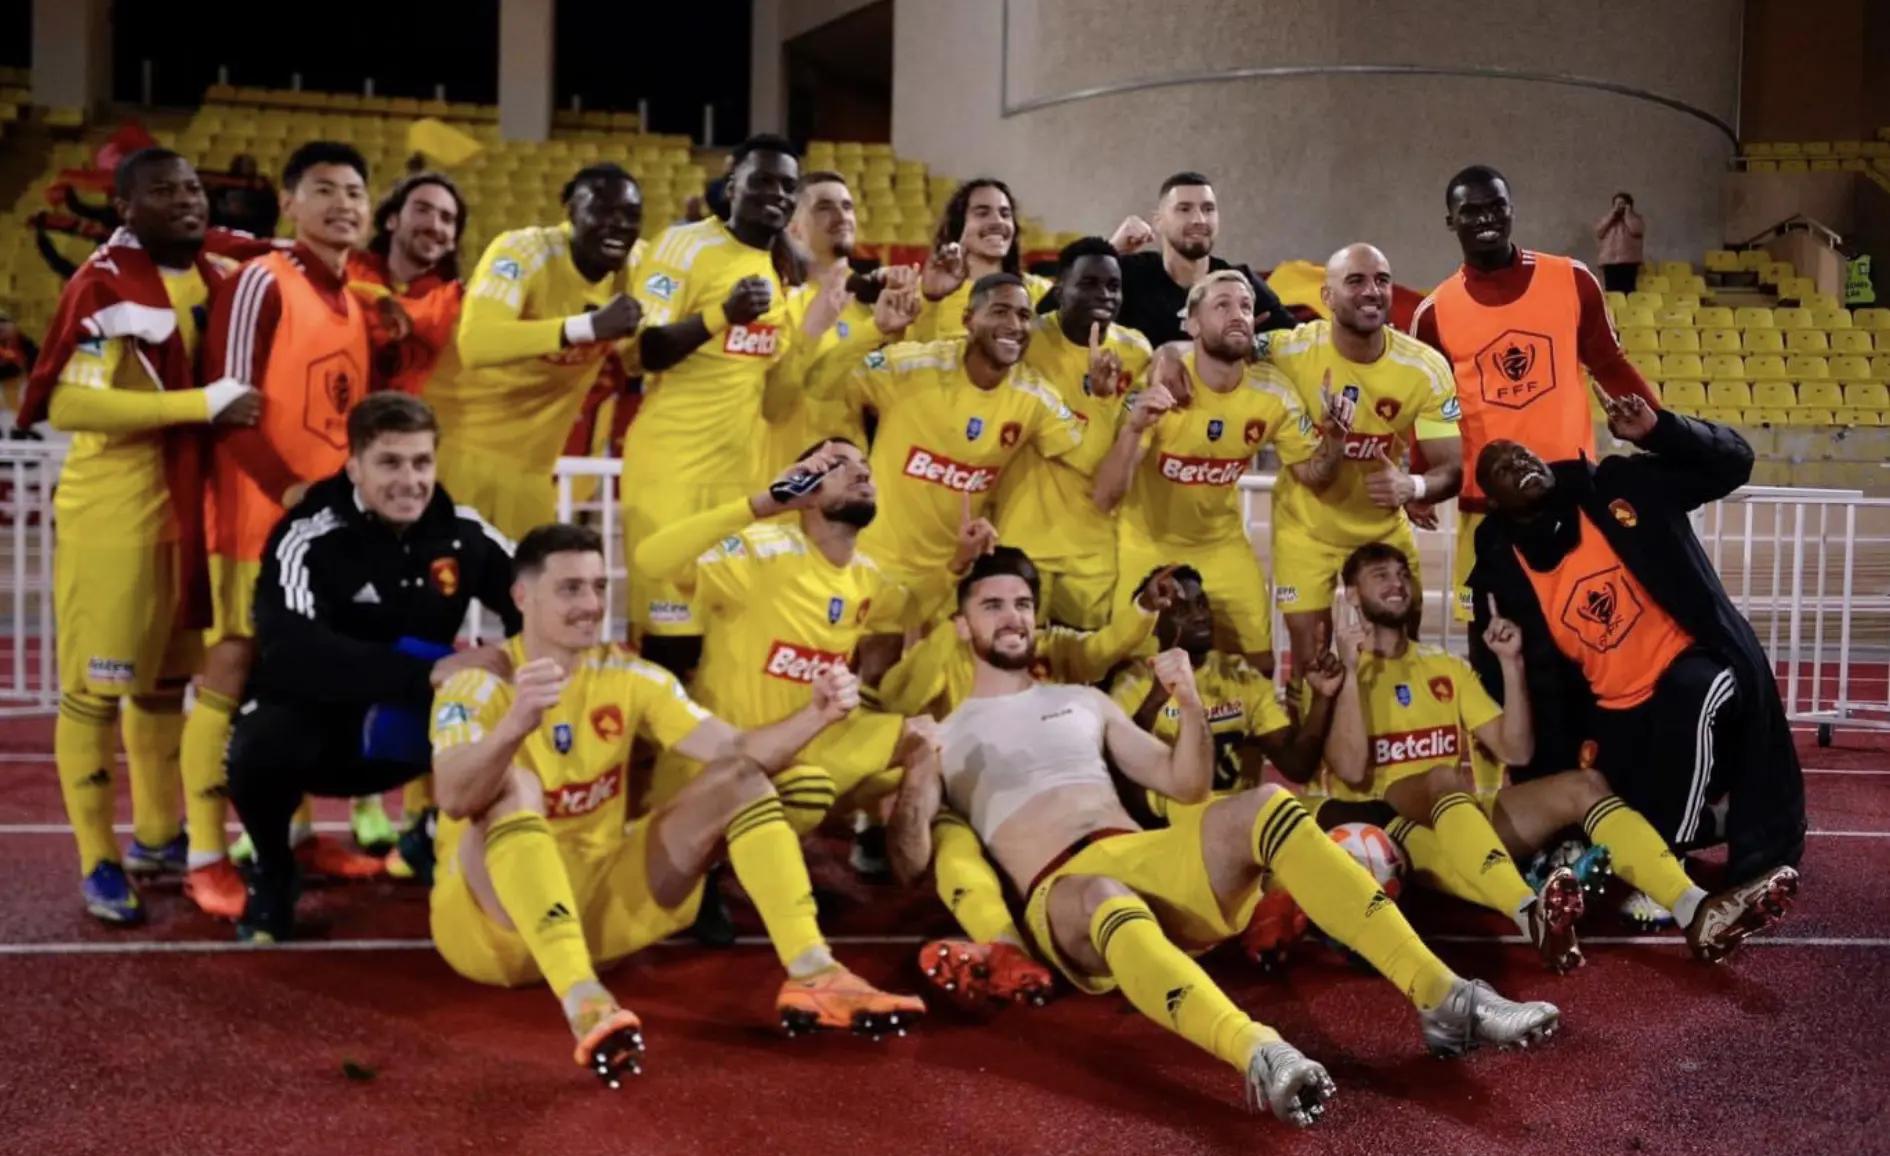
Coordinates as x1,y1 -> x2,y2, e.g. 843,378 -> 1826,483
937,683 -> 1118,843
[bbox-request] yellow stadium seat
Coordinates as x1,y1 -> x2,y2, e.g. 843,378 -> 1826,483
1627,351 -> 1664,379
1622,327 -> 1661,353
1746,354 -> 1790,380
1854,307 -> 1890,330
1779,159 -> 1810,173
1707,380 -> 1753,408
1704,249 -> 1740,273
1811,305 -> 1852,329
1657,260 -> 1693,280
1742,328 -> 1785,353
1693,306 -> 1734,328
1807,292 -> 1844,311
1873,355 -> 1890,381
1661,353 -> 1704,380
1698,407 -> 1744,425
1830,355 -> 1874,380
1787,408 -> 1834,426
1627,290 -> 1665,311
1701,328 -> 1742,353
1703,353 -> 1745,381
1618,305 -> 1657,329
1832,329 -> 1874,353
1845,381 -> 1890,410
1850,408 -> 1885,426
1661,379 -> 1708,411
1787,354 -> 1830,380
1799,381 -> 1844,410
1735,306 -> 1774,330
1659,328 -> 1701,353
1654,306 -> 1695,327
1778,276 -> 1817,300
1760,261 -> 1793,285
1603,290 -> 1629,317
1674,286 -> 1706,304
1774,307 -> 1813,329
1736,249 -> 1771,271
1636,274 -> 1672,294
1751,380 -> 1797,409
1786,329 -> 1830,353
1743,408 -> 1784,427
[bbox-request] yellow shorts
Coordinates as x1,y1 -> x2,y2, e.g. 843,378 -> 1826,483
1452,510 -> 1483,622
1271,520 -> 1422,615
429,814 -> 703,989
54,536 -> 200,695
1022,802 -> 1265,995
1116,532 -> 1271,655
207,555 -> 262,647
648,708 -> 905,814
623,481 -> 752,639
1038,561 -> 1116,631
436,443 -> 553,545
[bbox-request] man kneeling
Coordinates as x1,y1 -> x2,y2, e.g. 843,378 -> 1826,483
428,524 -> 923,1086
889,551 -> 1558,1127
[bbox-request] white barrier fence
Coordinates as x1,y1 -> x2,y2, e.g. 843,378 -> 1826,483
0,440 -> 1884,736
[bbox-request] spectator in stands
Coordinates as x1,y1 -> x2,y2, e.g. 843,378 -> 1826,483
1594,192 -> 1645,294
211,154 -> 279,238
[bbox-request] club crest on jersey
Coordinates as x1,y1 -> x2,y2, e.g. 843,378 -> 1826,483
492,258 -> 521,281
966,417 -> 985,441
1000,421 -> 1022,447
1342,384 -> 1361,403
836,320 -> 851,339
1610,499 -> 1639,528
1394,684 -> 1412,707
827,596 -> 845,624
865,349 -> 887,370
552,723 -> 574,754
1375,398 -> 1402,422
1206,418 -> 1225,442
591,704 -> 625,741
1428,676 -> 1455,703
642,272 -> 679,301
1441,395 -> 1462,421
430,557 -> 460,597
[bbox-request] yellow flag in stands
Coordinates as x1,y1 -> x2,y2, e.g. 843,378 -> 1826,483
407,119 -> 483,168
1265,260 -> 1331,320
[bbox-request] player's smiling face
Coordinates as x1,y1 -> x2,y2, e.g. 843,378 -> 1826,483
569,178 -> 643,274
1324,247 -> 1392,335
1477,439 -> 1555,515
346,430 -> 436,527
1158,185 -> 1217,260
1447,178 -> 1514,262
1155,576 -> 1214,660
1060,254 -> 1122,331
959,185 -> 1016,261
955,575 -> 1038,671
285,162 -> 369,250
1352,558 -> 1414,628
119,156 -> 209,251
391,182 -> 459,269
968,285 -> 1034,367
731,150 -> 799,236
793,180 -> 855,259
519,550 -> 609,650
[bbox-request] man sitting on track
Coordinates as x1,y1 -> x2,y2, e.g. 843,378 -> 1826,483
427,524 -> 924,1086
887,549 -> 1559,1127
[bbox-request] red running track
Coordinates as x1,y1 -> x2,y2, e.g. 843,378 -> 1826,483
0,718 -> 1885,1156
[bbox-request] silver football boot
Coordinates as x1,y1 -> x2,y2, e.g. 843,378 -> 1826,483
1245,1040 -> 1337,1127
1420,978 -> 1560,1057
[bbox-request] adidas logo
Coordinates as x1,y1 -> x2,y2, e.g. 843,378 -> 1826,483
351,583 -> 381,604
538,902 -> 574,933
1364,890 -> 1392,918
78,767 -> 111,789
1480,849 -> 1510,874
1164,984 -> 1192,1025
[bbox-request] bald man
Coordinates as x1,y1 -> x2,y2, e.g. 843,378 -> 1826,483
1249,244 -> 1464,682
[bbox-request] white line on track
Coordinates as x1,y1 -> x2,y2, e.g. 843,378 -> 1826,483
0,933 -> 1884,957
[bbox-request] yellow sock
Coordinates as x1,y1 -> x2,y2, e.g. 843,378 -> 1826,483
1583,795 -> 1703,917
725,793 -> 825,970
179,687 -> 236,861
1255,791 -> 1456,1010
123,696 -> 184,850
1090,893 -> 1278,1071
932,811 -> 1022,945
771,765 -> 837,837
484,811 -> 594,999
1429,792 -> 1534,915
1386,816 -> 1496,908
55,692 -> 120,876
401,774 -> 434,819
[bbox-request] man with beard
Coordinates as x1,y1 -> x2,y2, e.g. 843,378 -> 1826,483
1095,172 -> 1295,347
889,550 -> 1560,1126
1468,392 -> 1806,896
994,237 -> 1151,630
18,147 -> 265,923
1093,271 -> 1315,677
348,171 -> 467,397
186,141 -> 384,905
440,162 -> 644,543
809,274 -> 1086,674
909,178 -> 1052,344
1329,541 -> 1800,968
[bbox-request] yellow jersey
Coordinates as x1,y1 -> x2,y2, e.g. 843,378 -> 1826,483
430,637 -> 712,859
52,267 -> 209,544
1328,643 -> 1501,803
815,338 -> 1086,576
877,604 -> 1156,718
909,272 -> 1053,343
759,284 -> 876,479
1263,321 -> 1461,548
1119,354 -> 1315,548
1108,650 -> 1291,793
626,217 -> 800,484
994,314 -> 1150,566
438,224 -> 640,470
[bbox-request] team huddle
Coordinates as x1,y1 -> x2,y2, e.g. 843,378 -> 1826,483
25,131 -> 1808,1125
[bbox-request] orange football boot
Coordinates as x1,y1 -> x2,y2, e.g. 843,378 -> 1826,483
917,939 -> 1054,1006
777,965 -> 925,1037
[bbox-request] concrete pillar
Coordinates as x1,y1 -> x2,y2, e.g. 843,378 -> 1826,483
498,0 -> 555,143
750,0 -> 786,135
31,0 -> 111,115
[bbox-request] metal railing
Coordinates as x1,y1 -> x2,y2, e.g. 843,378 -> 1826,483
1,441 -> 1883,734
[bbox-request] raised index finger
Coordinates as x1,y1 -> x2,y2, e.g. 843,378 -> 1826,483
960,489 -> 973,527
1486,592 -> 1500,620
1089,321 -> 1101,353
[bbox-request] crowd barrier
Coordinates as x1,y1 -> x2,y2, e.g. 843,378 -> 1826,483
0,440 -> 1882,739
